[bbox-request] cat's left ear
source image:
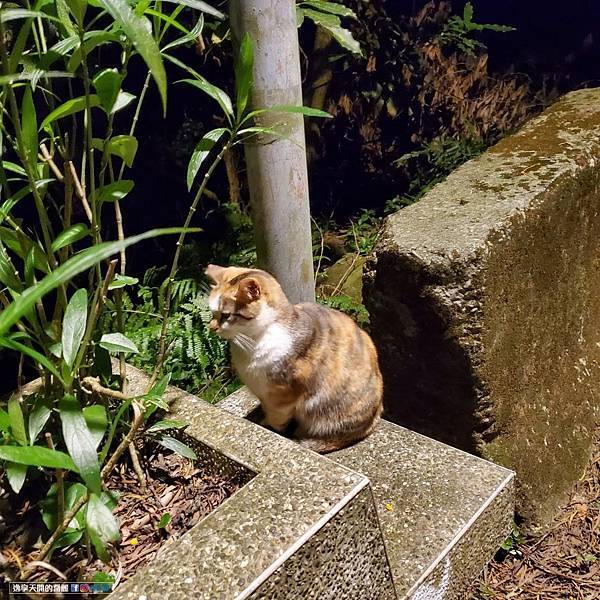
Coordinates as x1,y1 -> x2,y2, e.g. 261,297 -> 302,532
236,277 -> 261,304
205,264 -> 226,284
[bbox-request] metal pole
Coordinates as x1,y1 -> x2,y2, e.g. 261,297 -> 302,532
230,0 -> 315,304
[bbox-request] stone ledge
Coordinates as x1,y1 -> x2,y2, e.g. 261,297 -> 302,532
110,366 -> 393,599
218,387 -> 514,599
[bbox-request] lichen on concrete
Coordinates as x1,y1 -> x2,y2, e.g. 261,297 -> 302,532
366,88 -> 600,530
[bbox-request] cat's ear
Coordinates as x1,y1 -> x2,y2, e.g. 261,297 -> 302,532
205,264 -> 226,284
236,277 -> 261,304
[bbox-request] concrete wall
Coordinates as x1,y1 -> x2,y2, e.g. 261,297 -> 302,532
366,88 -> 600,530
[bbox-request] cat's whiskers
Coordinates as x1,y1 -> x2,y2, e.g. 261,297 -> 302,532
233,333 -> 256,353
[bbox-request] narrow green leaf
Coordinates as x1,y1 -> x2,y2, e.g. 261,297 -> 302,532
51,223 -> 90,252
0,445 -> 77,470
0,245 -> 22,292
157,435 -> 197,460
59,394 -> 101,494
106,136 -> 138,167
0,71 -> 74,86
93,68 -> 122,113
64,0 -> 88,26
83,405 -> 107,450
96,0 -> 167,112
2,161 -> 26,176
0,336 -> 65,385
162,15 -> 204,52
62,288 -> 88,368
21,87 -> 38,163
160,0 -> 224,19
269,104 -> 333,118
143,373 -> 171,418
235,33 -> 253,120
99,332 -> 138,354
187,128 -> 228,191
28,396 -> 52,445
107,274 -> 138,290
97,180 -> 134,203
8,395 -> 27,446
0,9 -> 59,23
146,419 -> 186,434
0,227 -> 193,337
177,78 -> 233,120
40,95 -> 101,132
300,0 -> 357,18
6,462 -> 28,493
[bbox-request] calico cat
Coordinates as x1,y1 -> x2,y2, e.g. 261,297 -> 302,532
205,264 -> 383,453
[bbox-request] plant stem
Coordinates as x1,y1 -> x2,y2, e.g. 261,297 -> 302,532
150,137 -> 230,386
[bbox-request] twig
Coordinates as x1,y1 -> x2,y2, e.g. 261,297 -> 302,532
25,561 -> 67,580
81,376 -> 130,401
101,400 -> 145,479
39,143 -> 64,182
67,160 -> 93,224
45,433 -> 64,525
128,442 -> 147,493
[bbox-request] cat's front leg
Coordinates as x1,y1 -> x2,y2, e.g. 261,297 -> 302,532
260,393 -> 297,433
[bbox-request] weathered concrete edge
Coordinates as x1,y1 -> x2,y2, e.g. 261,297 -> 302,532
405,473 -> 514,599
111,366 -> 390,599
380,88 -> 600,267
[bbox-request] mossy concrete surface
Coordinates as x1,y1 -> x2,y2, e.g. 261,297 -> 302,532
365,88 -> 600,530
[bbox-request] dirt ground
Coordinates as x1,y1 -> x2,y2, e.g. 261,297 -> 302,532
469,430 -> 600,600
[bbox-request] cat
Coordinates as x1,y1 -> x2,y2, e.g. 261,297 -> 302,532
205,264 -> 383,453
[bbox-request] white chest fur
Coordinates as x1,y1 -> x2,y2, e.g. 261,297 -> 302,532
231,323 -> 293,399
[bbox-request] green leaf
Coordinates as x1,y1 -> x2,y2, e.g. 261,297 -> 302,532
146,419 -> 186,434
92,572 -> 115,583
86,492 -> 120,562
62,288 -> 88,368
156,512 -> 171,529
83,405 -> 107,450
99,332 -> 139,354
301,8 -> 361,54
0,336 -> 66,385
177,78 -> 233,121
187,128 -> 228,191
235,33 -> 253,120
0,71 -> 74,86
299,0 -> 356,18
28,396 -> 52,445
6,462 -> 28,493
97,180 -> 134,203
268,104 -> 332,118
93,68 -> 122,113
0,445 -> 77,470
111,91 -> 136,114
8,395 -> 27,446
143,373 -> 171,417
162,15 -> 204,52
96,0 -> 167,112
157,435 -> 196,460
2,161 -> 27,176
59,394 -> 101,494
106,136 -> 138,167
463,2 -> 473,24
0,9 -> 59,23
21,87 -> 38,163
64,0 -> 88,26
0,245 -> 22,292
51,223 -> 90,252
0,227 -> 193,337
160,0 -> 224,19
0,409 -> 10,434
107,274 -> 138,290
40,95 -> 101,132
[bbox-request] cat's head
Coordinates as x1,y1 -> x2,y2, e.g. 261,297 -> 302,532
204,265 -> 289,341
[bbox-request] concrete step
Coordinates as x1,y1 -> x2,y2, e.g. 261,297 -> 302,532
218,387 -> 515,599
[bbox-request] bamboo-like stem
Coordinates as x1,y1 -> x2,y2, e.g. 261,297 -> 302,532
150,138 -> 231,386
67,160 -> 93,224
128,441 -> 147,493
39,143 -> 64,182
